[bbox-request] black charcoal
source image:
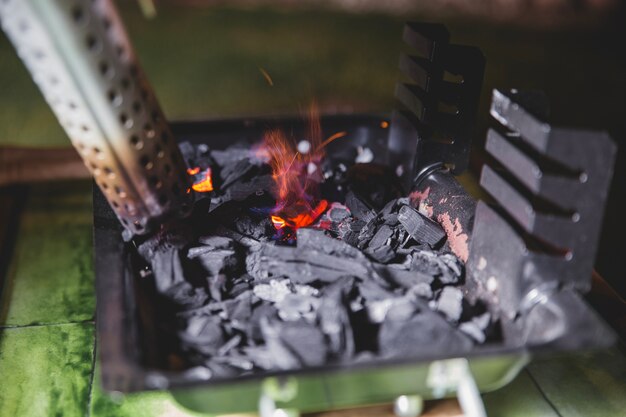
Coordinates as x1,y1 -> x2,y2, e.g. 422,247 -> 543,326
179,315 -> 225,355
198,235 -> 235,249
249,303 -> 279,343
135,140 -> 494,379
247,244 -> 370,284
345,191 -> 376,222
435,286 -> 464,322
398,205 -> 446,248
379,312 -> 473,358
365,244 -> 396,264
368,224 -> 394,250
410,250 -> 464,285
276,293 -> 319,322
220,158 -> 256,189
252,279 -> 292,303
318,277 -> 355,358
279,322 -> 328,366
259,318 -> 302,369
328,204 -> 351,222
149,247 -> 209,308
374,264 -> 433,289
211,146 -> 254,166
207,274 -> 227,301
192,248 -> 238,276
297,228 -> 364,260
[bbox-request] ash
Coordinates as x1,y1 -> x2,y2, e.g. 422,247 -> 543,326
135,141 -> 496,379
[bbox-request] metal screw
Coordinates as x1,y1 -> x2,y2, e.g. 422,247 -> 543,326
394,395 -> 424,417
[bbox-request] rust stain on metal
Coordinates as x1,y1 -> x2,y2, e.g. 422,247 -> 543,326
409,186 -> 434,217
437,212 -> 469,263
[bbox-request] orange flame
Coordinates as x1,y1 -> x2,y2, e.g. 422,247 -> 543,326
189,167 -> 214,193
261,102 -> 333,233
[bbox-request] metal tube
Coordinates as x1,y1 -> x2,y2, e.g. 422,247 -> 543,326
0,0 -> 193,234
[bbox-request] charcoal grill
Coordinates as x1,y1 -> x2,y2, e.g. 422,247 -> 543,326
1,2 -> 617,415
93,109 -> 615,415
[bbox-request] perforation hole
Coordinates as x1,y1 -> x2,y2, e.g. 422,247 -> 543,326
140,155 -> 153,170
132,101 -> 141,114
143,124 -> 155,139
120,78 -> 130,90
161,132 -> 169,144
151,110 -> 160,123
68,101 -> 77,110
130,135 -> 143,150
86,34 -> 101,52
101,16 -> 111,30
112,201 -> 119,209
99,61 -> 114,79
133,221 -> 144,231
108,89 -> 122,106
149,176 -> 162,189
71,6 -> 85,24
115,45 -> 125,57
103,166 -> 114,179
119,113 -> 133,129
114,186 -> 127,198
124,203 -> 136,215
100,182 -> 109,191
164,164 -> 172,175
81,124 -> 90,133
155,146 -> 165,159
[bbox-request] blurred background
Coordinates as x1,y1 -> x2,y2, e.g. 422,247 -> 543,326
1,0 -> 624,294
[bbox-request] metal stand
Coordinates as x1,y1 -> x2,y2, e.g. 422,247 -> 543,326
427,358 -> 487,417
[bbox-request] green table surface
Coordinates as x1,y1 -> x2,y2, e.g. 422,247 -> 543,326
1,182 -> 625,417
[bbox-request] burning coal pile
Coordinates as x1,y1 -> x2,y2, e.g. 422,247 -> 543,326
134,112 -> 495,378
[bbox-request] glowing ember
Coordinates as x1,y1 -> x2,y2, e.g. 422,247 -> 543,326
261,103 -> 336,235
188,167 -> 214,193
271,199 -> 328,230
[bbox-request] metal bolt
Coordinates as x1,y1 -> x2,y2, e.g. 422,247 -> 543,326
394,395 -> 424,417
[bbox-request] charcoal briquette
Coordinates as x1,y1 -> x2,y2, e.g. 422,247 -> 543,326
279,322 -> 328,366
398,205 -> 446,248
179,315 -> 225,355
379,312 -> 473,358
328,205 -> 351,222
344,191 -> 376,222
198,235 -> 236,249
435,286 -> 464,322
368,224 -> 394,250
276,293 -> 318,322
259,319 -> 302,369
318,277 -> 355,358
192,248 -> 238,276
374,263 -> 433,288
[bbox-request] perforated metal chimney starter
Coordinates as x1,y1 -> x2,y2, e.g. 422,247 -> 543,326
0,0 -> 193,234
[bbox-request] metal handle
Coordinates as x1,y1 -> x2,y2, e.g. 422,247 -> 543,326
0,0 -> 193,234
